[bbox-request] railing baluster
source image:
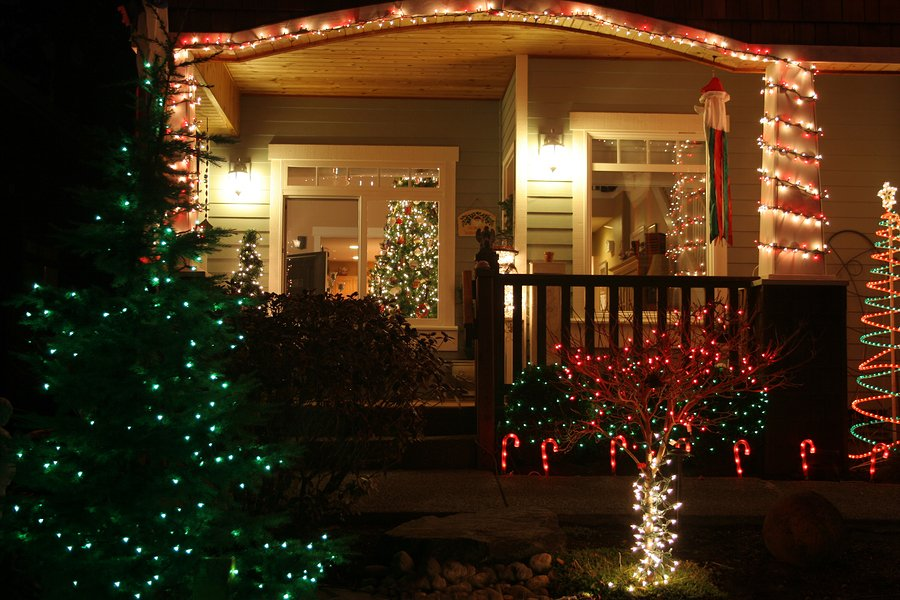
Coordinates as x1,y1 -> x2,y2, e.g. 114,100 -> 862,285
656,286 -> 667,332
610,284 -> 620,348
680,285 -> 691,345
585,284 -> 596,354
560,284 -> 571,351
728,285 -> 741,365
536,284 -> 547,365
512,283 -> 523,377
633,285 -> 644,346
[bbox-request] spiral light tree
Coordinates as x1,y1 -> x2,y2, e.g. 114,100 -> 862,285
555,304 -> 784,589
851,181 -> 900,463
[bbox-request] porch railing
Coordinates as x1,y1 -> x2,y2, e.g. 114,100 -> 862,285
472,268 -> 759,468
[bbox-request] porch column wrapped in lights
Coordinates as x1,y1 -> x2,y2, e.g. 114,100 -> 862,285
757,61 -> 828,277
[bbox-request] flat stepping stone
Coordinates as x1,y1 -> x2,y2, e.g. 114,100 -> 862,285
385,507 -> 565,563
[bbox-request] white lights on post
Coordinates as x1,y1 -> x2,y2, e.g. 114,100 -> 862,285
228,158 -> 251,199
541,131 -> 565,173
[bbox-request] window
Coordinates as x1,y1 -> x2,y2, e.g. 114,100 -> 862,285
269,145 -> 458,330
570,113 -> 711,277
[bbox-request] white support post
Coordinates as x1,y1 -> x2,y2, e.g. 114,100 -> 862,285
758,61 -> 828,278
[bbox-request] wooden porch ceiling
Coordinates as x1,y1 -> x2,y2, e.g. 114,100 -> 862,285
185,16 -> 900,136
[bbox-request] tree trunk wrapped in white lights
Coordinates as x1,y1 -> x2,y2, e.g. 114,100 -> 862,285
631,457 -> 681,588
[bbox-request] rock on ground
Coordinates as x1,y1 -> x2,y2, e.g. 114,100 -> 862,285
385,507 -> 565,563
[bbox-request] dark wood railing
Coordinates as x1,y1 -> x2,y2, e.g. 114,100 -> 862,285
472,268 -> 759,468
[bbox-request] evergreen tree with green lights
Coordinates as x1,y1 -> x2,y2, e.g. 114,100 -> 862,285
229,229 -> 265,296
0,30 -> 336,598
369,200 -> 439,318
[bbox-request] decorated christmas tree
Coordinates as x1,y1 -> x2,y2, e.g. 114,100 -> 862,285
229,229 -> 265,296
369,200 -> 439,318
852,181 -> 900,463
0,31 -> 336,598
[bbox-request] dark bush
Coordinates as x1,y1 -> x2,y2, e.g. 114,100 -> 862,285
230,291 -> 454,525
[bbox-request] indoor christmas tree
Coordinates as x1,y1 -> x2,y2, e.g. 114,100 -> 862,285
0,28 -> 336,598
369,200 -> 439,318
229,229 -> 264,296
852,181 -> 900,463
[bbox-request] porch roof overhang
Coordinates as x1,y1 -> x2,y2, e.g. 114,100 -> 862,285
174,2 -> 900,136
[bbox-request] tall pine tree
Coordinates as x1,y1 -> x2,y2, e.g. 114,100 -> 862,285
369,200 -> 439,318
0,27 -> 336,598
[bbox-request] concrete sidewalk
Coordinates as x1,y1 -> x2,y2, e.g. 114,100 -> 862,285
356,470 -> 900,521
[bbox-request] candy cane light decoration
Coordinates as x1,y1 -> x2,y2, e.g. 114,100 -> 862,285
733,439 -> 751,477
800,438 -> 816,479
870,442 -> 890,481
541,438 -> 558,476
501,433 -> 520,474
610,435 -> 627,475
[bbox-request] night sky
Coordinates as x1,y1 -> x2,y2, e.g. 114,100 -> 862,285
0,2 -> 136,406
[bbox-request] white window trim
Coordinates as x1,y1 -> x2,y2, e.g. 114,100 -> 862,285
268,144 -> 459,331
568,112 -> 721,275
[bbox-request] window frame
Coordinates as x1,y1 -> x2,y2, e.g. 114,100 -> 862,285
569,112 -> 717,275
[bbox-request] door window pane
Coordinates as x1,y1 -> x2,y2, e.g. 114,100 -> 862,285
284,198 -> 359,293
619,139 -> 647,163
592,139 -> 618,163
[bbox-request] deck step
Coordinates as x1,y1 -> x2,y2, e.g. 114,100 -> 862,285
398,434 -> 477,470
420,403 -> 475,436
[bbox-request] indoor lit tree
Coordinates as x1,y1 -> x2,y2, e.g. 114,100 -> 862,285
852,181 -> 900,462
229,229 -> 265,296
555,304 -> 785,590
0,28 -> 336,598
369,200 -> 439,318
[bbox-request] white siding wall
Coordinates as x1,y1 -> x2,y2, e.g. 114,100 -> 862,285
206,95 -> 501,330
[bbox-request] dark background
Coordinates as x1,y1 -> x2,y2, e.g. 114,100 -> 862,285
0,1 -> 136,408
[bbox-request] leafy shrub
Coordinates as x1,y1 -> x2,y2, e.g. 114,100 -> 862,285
500,364 -> 602,471
230,291 -> 454,526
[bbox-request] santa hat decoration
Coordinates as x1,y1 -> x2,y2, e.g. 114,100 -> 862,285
700,76 -> 725,94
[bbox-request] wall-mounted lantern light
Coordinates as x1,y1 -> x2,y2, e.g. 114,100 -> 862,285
228,158 -> 251,198
541,131 -> 565,172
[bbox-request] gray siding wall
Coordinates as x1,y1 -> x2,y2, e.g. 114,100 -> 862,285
527,57 -> 764,276
208,95 -> 501,332
816,73 -> 900,408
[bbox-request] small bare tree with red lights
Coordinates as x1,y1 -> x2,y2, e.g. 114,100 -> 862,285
555,302 -> 787,590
